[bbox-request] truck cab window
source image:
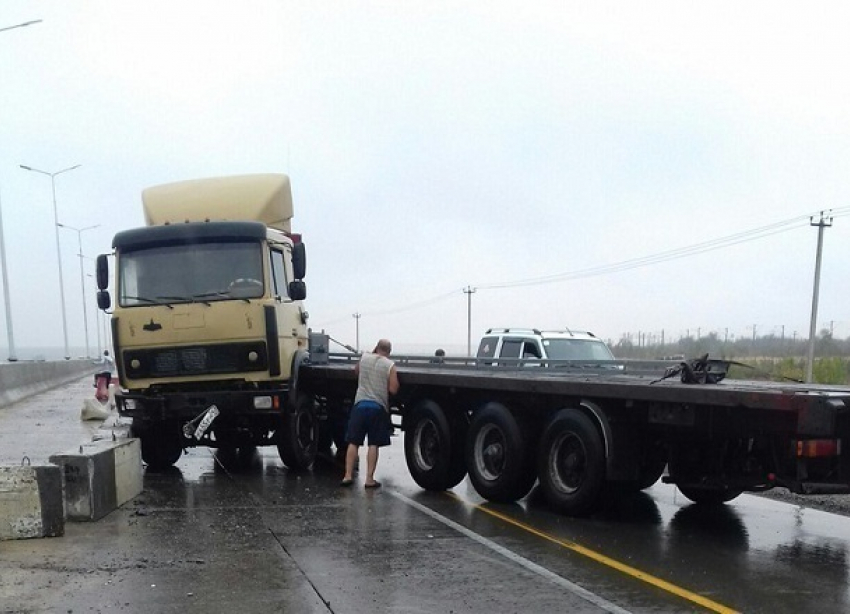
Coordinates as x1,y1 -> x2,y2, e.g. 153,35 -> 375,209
119,241 -> 264,306
270,249 -> 289,298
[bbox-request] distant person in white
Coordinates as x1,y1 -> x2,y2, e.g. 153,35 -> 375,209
99,350 -> 115,374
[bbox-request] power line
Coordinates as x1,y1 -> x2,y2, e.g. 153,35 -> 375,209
311,208 -> 850,329
478,212 -> 826,290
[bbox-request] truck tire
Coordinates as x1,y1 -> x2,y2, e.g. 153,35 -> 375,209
277,393 -> 318,471
465,402 -> 536,503
405,400 -> 467,491
669,443 -> 742,505
676,485 -> 742,505
132,420 -> 184,471
636,442 -> 668,491
537,409 -> 605,516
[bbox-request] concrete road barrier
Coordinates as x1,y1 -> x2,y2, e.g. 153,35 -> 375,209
0,465 -> 64,540
50,438 -> 143,522
0,359 -> 95,409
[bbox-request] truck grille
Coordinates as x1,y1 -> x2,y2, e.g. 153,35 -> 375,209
123,342 -> 269,379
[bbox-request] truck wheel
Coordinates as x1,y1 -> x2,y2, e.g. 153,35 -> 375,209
677,485 -> 742,505
612,443 -> 667,493
278,393 -> 318,471
132,420 -> 183,471
537,409 -> 605,516
636,442 -> 668,490
465,402 -> 535,503
405,400 -> 467,491
669,443 -> 742,505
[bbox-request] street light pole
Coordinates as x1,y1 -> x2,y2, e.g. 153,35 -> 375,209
57,223 -> 99,358
0,18 -> 43,362
86,272 -> 102,355
352,312 -> 361,352
20,164 -> 81,360
464,286 -> 476,357
0,189 -> 16,361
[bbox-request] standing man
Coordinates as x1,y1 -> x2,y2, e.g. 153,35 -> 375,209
341,339 -> 399,488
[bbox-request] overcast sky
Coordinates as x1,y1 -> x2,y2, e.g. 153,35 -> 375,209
2,1 -> 850,358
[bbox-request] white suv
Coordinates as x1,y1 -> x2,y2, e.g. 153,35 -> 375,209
476,328 -> 619,366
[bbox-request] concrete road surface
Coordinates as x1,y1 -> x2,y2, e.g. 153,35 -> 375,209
5,378 -> 850,613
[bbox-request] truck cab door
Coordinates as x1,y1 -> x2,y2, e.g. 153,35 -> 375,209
269,247 -> 308,379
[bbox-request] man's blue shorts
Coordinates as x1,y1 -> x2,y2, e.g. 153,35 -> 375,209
346,400 -> 391,447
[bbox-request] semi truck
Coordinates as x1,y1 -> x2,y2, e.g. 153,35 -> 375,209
300,337 -> 850,516
97,172 -> 850,518
95,174 -> 318,470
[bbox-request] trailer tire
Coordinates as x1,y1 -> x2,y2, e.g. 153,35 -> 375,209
278,393 -> 319,471
405,400 -> 467,491
677,485 -> 742,505
537,409 -> 605,516
133,420 -> 183,471
669,443 -> 743,505
636,443 -> 668,491
465,402 -> 536,503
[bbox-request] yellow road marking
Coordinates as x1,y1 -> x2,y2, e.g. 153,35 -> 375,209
447,492 -> 739,614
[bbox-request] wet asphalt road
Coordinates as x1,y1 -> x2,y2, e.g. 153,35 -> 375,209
3,378 -> 850,613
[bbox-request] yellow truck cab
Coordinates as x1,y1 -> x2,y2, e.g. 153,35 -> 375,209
95,174 -> 318,470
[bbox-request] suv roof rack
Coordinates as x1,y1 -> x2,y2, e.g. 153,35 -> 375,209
484,328 -> 598,338
484,328 -> 542,335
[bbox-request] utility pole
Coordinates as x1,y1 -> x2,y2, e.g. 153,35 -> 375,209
464,286 -> 476,357
806,211 -> 832,383
352,313 -> 361,352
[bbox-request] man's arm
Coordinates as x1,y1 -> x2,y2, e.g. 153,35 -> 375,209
387,365 -> 400,395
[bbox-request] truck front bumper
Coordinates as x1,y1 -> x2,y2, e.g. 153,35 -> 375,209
117,388 -> 289,422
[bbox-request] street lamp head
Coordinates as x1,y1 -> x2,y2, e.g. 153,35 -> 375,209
20,163 -> 81,177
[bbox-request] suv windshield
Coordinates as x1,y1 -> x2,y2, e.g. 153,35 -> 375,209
543,338 -> 615,361
119,241 -> 264,306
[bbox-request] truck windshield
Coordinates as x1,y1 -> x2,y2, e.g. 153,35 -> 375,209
118,241 -> 264,306
543,339 -> 615,362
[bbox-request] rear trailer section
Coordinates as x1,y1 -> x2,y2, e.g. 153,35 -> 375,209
299,354 -> 850,516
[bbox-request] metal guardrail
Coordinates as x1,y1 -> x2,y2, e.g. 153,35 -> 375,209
319,352 -> 677,376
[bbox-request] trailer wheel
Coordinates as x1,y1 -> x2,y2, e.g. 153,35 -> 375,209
636,442 -> 668,491
465,402 -> 536,503
405,400 -> 467,491
278,393 -> 318,471
133,420 -> 183,471
537,409 -> 605,516
676,485 -> 742,505
668,443 -> 742,505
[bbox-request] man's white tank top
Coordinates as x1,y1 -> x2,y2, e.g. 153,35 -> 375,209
354,353 -> 394,410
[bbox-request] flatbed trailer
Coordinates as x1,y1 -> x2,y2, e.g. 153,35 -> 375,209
300,352 -> 850,516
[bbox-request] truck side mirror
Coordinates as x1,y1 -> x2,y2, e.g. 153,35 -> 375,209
292,243 -> 306,280
97,290 -> 111,311
289,280 -> 306,301
96,254 -> 109,290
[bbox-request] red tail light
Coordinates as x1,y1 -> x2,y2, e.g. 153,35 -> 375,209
796,439 -> 841,457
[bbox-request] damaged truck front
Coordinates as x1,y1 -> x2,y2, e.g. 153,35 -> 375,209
95,174 -> 319,470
